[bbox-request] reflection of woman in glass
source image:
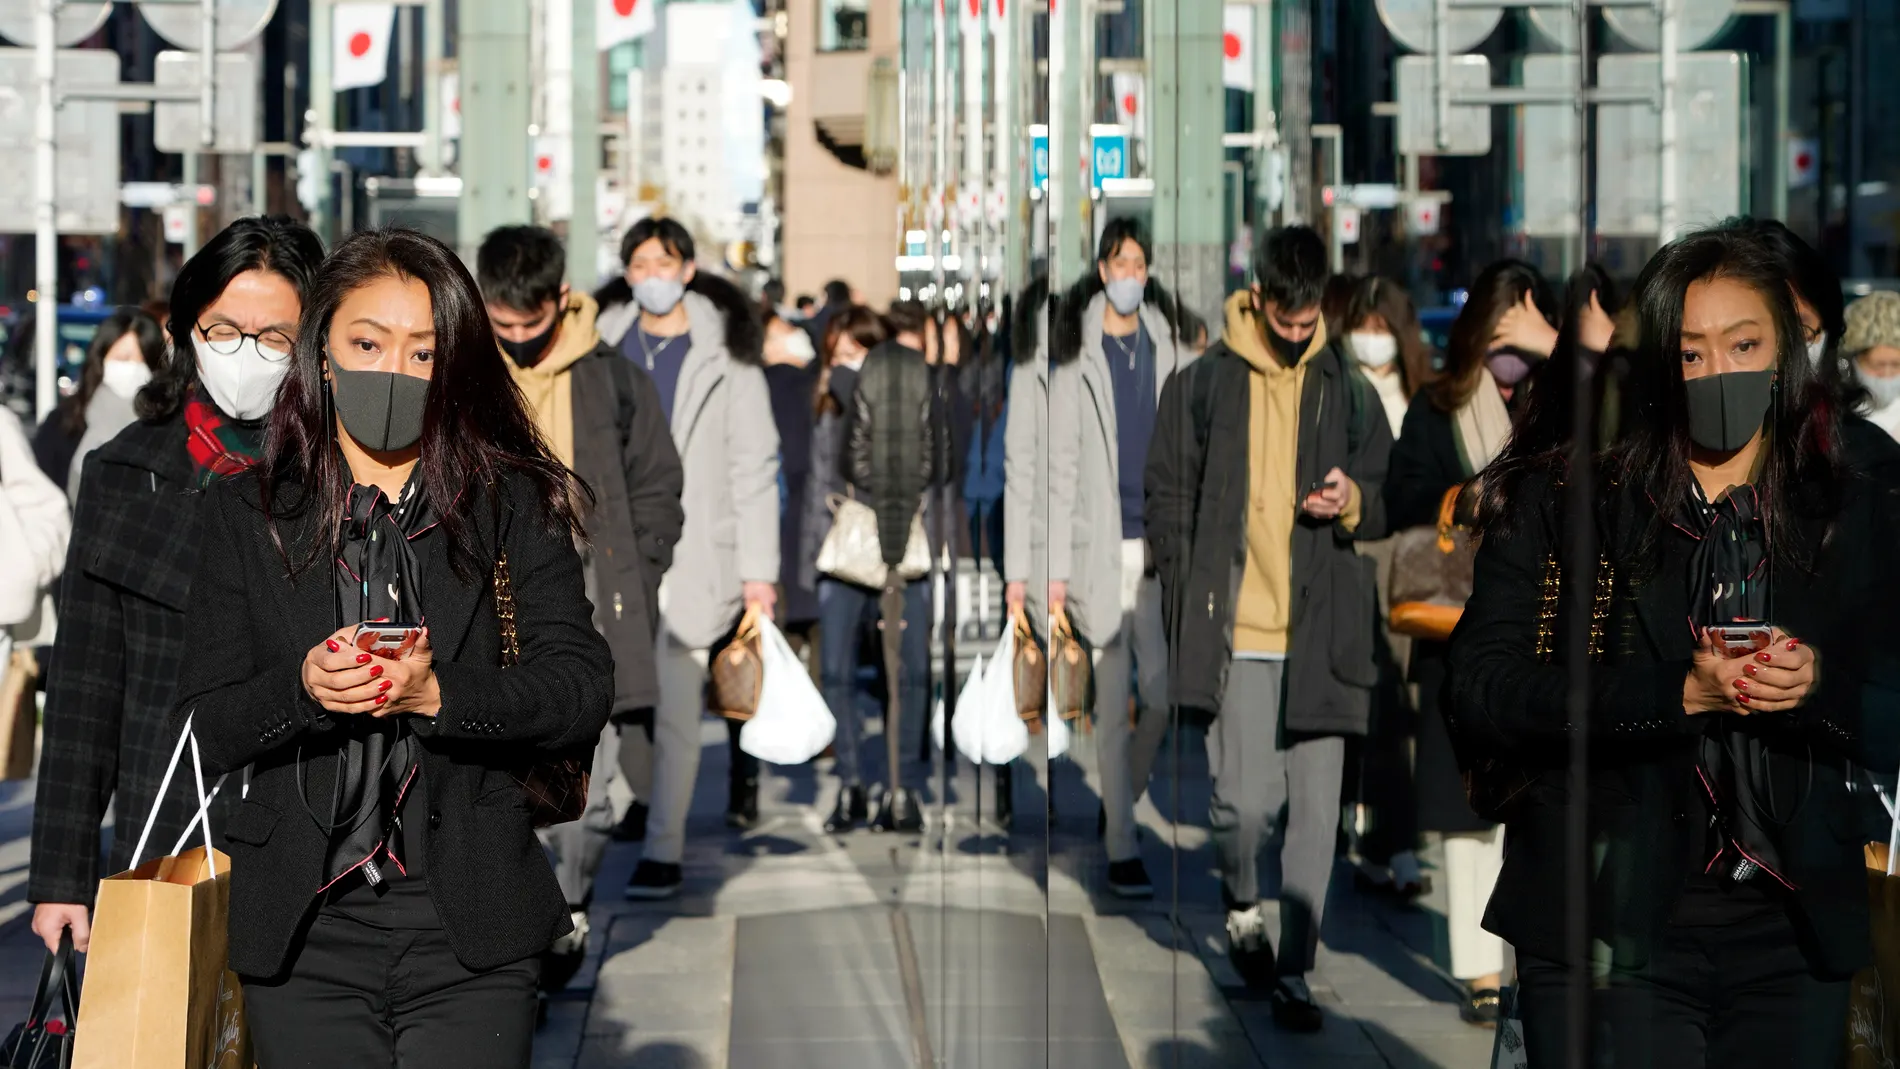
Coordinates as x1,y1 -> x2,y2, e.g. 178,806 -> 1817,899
1454,228 -> 1898,1066
30,307 -> 167,498
173,229 -> 612,1065
29,217 -> 323,957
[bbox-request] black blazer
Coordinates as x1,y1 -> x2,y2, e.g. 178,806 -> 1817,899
1447,467 -> 1900,975
171,470 -> 613,978
29,415 -> 241,906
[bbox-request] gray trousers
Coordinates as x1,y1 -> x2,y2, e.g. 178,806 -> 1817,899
1207,658 -> 1346,976
1094,543 -> 1170,862
540,720 -> 654,908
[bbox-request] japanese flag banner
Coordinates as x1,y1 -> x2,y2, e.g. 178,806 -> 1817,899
599,0 -> 657,51
1223,4 -> 1254,92
333,3 -> 395,92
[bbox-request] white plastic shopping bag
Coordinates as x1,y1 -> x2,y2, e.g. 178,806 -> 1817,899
975,626 -> 1030,765
934,651 -> 981,753
1045,681 -> 1071,760
739,617 -> 837,765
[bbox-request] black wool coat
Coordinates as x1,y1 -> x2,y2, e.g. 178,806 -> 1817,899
1447,468 -> 1900,976
29,414 -> 241,906
1144,340 -> 1393,733
172,470 -> 613,978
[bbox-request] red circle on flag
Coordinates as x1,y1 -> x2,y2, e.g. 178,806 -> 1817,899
1121,93 -> 1137,116
614,0 -> 638,16
1795,151 -> 1813,171
537,155 -> 552,172
1223,32 -> 1241,60
348,31 -> 372,58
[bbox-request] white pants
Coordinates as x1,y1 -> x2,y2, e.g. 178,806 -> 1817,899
1093,539 -> 1170,862
1444,826 -> 1507,980
643,636 -> 711,865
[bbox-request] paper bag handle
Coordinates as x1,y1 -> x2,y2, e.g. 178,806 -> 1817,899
129,712 -> 225,879
1873,770 -> 1900,877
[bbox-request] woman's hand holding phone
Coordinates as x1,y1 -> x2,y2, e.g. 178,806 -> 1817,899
1683,627 -> 1818,715
301,625 -> 442,718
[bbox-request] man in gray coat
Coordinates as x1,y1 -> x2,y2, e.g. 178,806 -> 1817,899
1005,221 -> 1190,896
600,218 -> 780,901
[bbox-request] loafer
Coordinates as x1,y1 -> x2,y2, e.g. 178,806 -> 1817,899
1270,976 -> 1323,1033
622,860 -> 682,901
1106,858 -> 1154,899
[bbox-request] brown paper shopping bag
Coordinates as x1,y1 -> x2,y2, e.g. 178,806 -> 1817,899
0,644 -> 39,781
1849,842 -> 1900,1069
71,715 -> 251,1069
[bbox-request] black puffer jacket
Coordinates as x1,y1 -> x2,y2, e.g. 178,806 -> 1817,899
847,342 -> 940,567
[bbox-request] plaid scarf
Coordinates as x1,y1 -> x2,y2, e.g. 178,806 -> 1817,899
183,390 -> 264,488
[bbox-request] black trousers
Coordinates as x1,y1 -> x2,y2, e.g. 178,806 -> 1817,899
1515,907 -> 1849,1069
241,909 -> 540,1069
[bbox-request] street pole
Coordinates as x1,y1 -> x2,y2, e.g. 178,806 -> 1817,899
996,0 -> 1022,290
1148,0 -> 1224,324
1253,0 -> 1277,227
962,0 -> 983,314
1658,0 -> 1678,245
932,0 -> 947,294
34,0 -> 57,423
421,0 -> 445,176
569,0 -> 599,288
310,0 -> 334,242
457,0 -> 534,263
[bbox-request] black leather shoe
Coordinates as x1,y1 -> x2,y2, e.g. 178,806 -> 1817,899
825,785 -> 868,833
1106,858 -> 1154,899
726,776 -> 759,830
1270,977 -> 1324,1033
610,799 -> 648,842
871,787 -> 923,833
623,860 -> 682,901
994,774 -> 1015,832
1461,986 -> 1501,1028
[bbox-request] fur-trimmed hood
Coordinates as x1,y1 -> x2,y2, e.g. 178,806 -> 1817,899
1049,275 -> 1180,366
594,271 -> 763,365
1009,275 -> 1052,367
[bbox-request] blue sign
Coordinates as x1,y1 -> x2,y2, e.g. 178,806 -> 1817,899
1091,131 -> 1128,190
1030,128 -> 1050,190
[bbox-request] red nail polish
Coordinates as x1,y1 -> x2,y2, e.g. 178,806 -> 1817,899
369,664 -> 383,678
1734,679 -> 1747,691
1744,663 -> 1758,676
357,654 -> 371,664
1787,640 -> 1799,650
1738,694 -> 1751,704
1756,652 -> 1772,663
378,679 -> 392,692
374,694 -> 387,705
326,640 -> 340,652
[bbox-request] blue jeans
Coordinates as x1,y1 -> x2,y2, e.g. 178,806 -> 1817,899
819,577 -> 931,788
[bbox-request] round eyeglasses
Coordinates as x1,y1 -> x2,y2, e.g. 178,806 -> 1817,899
198,321 -> 294,360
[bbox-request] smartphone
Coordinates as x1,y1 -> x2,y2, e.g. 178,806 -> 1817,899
1710,622 -> 1773,660
352,623 -> 422,660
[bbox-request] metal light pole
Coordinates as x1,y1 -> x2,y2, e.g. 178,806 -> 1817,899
33,0 -> 57,422
569,0 -> 598,287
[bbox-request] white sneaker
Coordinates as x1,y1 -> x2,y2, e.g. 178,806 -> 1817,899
1225,904 -> 1268,950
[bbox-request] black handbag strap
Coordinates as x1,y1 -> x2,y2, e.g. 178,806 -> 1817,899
9,929 -> 76,1069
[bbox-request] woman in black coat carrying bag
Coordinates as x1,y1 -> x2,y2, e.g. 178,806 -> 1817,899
171,228 -> 612,1067
1449,227 -> 1900,1067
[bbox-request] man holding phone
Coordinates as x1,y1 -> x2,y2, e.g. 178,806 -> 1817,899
1145,225 -> 1392,1032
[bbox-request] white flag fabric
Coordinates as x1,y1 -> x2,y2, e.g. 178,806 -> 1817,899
1223,4 -> 1254,91
333,3 -> 395,91
1111,73 -> 1142,130
599,0 -> 658,51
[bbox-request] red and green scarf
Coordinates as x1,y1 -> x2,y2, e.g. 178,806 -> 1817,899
184,391 -> 265,488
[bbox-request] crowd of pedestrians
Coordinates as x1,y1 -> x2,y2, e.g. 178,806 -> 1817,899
9,208 -> 1900,1067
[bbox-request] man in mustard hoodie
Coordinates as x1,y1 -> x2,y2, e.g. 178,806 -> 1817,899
477,226 -> 684,987
1145,226 -> 1391,1031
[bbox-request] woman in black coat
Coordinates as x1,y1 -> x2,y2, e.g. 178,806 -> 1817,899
1450,227 -> 1900,1067
171,228 -> 612,1067
28,217 -> 324,956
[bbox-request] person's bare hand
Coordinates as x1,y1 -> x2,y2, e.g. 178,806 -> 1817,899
1733,629 -> 1818,713
1048,580 -> 1068,618
1005,581 -> 1026,611
1490,291 -> 1559,357
303,626 -> 440,718
1301,467 -> 1355,520
32,902 -> 89,954
744,581 -> 778,621
1684,628 -> 1752,714
1578,291 -> 1615,354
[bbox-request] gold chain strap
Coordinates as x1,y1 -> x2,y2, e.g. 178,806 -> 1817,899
495,551 -> 519,668
1536,552 -> 1614,664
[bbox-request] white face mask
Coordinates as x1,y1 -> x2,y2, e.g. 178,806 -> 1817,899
781,329 -> 816,364
100,359 -> 154,402
1807,333 -> 1828,367
193,334 -> 289,421
1858,364 -> 1900,409
633,277 -> 686,316
1350,331 -> 1399,369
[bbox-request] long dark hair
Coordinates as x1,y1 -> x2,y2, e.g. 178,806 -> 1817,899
139,216 -> 325,422
814,305 -> 886,417
1723,216 -> 1860,411
61,308 -> 166,435
1479,228 -> 1840,560
1492,264 -> 1627,470
1427,259 -> 1557,414
1341,275 -> 1434,398
257,228 -> 585,581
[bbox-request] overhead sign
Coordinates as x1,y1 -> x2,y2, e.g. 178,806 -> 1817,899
1090,125 -> 1128,191
1396,55 -> 1491,156
154,51 -> 258,154
1030,124 -> 1049,191
1604,0 -> 1737,51
0,1 -> 111,47
121,182 -> 218,209
0,48 -> 121,235
1375,0 -> 1502,54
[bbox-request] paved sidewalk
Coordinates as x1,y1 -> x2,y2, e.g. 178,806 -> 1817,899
1,726 -> 1498,1068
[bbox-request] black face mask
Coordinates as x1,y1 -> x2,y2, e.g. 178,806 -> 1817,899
498,316 -> 558,368
1267,325 -> 1307,364
1683,369 -> 1774,453
331,367 -> 430,453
